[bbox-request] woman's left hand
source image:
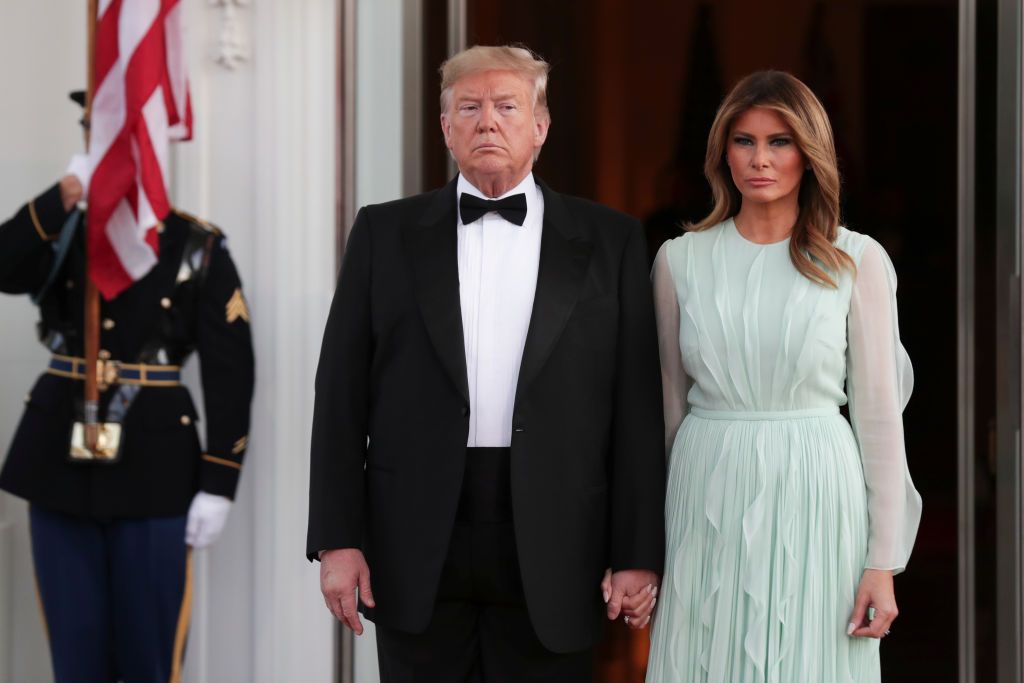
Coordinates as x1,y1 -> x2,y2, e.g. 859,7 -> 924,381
601,568 -> 658,630
847,568 -> 898,639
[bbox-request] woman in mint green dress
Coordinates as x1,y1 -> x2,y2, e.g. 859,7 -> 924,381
645,71 -> 921,682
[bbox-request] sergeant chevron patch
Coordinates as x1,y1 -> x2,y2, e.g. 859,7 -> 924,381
226,288 -> 250,324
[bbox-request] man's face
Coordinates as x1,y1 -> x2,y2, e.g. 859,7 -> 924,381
440,70 -> 549,193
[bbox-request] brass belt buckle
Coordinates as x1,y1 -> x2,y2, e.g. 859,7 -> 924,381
96,359 -> 120,391
69,422 -> 123,463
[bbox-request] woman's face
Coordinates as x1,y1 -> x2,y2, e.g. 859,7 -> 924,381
726,106 -> 806,210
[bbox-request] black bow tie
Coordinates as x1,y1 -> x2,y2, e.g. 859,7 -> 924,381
459,192 -> 528,226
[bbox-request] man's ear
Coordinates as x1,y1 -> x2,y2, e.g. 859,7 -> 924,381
533,113 -> 550,148
440,113 -> 452,149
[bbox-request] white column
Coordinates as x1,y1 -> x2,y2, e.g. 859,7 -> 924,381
356,0 -> 405,206
174,0 -> 339,681
350,1 -> 408,681
174,2 -> 259,681
248,0 -> 339,681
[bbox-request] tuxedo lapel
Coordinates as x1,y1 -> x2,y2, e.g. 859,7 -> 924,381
403,179 -> 470,405
514,182 -> 593,407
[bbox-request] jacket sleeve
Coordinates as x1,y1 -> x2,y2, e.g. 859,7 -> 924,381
195,235 -> 256,498
306,208 -> 373,560
0,184 -> 68,294
609,220 -> 667,574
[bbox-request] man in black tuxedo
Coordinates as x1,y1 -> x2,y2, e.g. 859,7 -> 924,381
307,45 -> 665,681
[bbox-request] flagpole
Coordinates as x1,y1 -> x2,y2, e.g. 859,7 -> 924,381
84,0 -> 100,451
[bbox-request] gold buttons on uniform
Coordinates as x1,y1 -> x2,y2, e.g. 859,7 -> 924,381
160,297 -> 172,309
180,415 -> 192,426
102,318 -> 115,330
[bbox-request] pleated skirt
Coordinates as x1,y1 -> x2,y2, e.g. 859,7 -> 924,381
646,409 -> 881,683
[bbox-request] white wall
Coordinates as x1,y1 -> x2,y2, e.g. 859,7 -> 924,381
0,4 -> 87,681
0,1 -> 338,681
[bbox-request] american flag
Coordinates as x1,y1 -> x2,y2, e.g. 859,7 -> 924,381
87,0 -> 192,300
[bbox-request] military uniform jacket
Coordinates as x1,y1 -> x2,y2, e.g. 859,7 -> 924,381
0,184 -> 255,518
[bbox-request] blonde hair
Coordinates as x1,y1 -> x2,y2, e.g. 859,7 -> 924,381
693,70 -> 854,288
439,45 -> 551,122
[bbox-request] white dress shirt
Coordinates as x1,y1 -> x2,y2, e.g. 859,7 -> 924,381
457,173 -> 544,447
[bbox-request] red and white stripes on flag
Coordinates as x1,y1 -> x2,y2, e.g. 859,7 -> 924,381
87,0 -> 192,300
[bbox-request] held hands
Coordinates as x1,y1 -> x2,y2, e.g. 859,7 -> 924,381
185,492 -> 233,549
847,568 -> 898,639
601,568 -> 659,630
320,548 -> 376,635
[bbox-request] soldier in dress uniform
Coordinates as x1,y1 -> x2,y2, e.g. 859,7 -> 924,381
0,97 -> 255,683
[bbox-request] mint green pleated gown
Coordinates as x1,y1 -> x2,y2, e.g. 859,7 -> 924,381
646,221 -> 921,683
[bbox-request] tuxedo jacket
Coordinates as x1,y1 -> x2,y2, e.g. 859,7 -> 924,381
306,177 -> 665,653
0,185 -> 255,518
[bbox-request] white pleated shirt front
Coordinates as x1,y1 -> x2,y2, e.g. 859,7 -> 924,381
456,173 -> 544,447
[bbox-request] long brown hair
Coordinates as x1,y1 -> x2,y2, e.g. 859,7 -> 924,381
692,70 -> 854,288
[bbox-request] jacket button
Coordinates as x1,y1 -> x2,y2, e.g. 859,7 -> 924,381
102,318 -> 115,331
180,415 -> 192,426
160,297 -> 172,309
461,406 -> 469,417
65,279 -> 74,289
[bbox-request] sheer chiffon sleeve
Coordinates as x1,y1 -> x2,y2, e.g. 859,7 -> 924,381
653,242 -> 692,457
846,239 -> 922,573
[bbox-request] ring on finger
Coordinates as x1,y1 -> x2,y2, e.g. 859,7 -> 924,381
624,615 -> 630,625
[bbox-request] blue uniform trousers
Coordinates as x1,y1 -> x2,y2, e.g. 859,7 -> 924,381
29,505 -> 192,683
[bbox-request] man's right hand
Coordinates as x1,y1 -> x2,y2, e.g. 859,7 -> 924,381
59,174 -> 83,212
319,548 -> 376,635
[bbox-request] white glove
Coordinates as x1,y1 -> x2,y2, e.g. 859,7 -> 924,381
185,492 -> 233,549
65,153 -> 93,196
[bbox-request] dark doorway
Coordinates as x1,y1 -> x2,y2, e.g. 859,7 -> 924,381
419,1 -> 967,679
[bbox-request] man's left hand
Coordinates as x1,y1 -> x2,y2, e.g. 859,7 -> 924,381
602,567 -> 659,629
185,492 -> 233,549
